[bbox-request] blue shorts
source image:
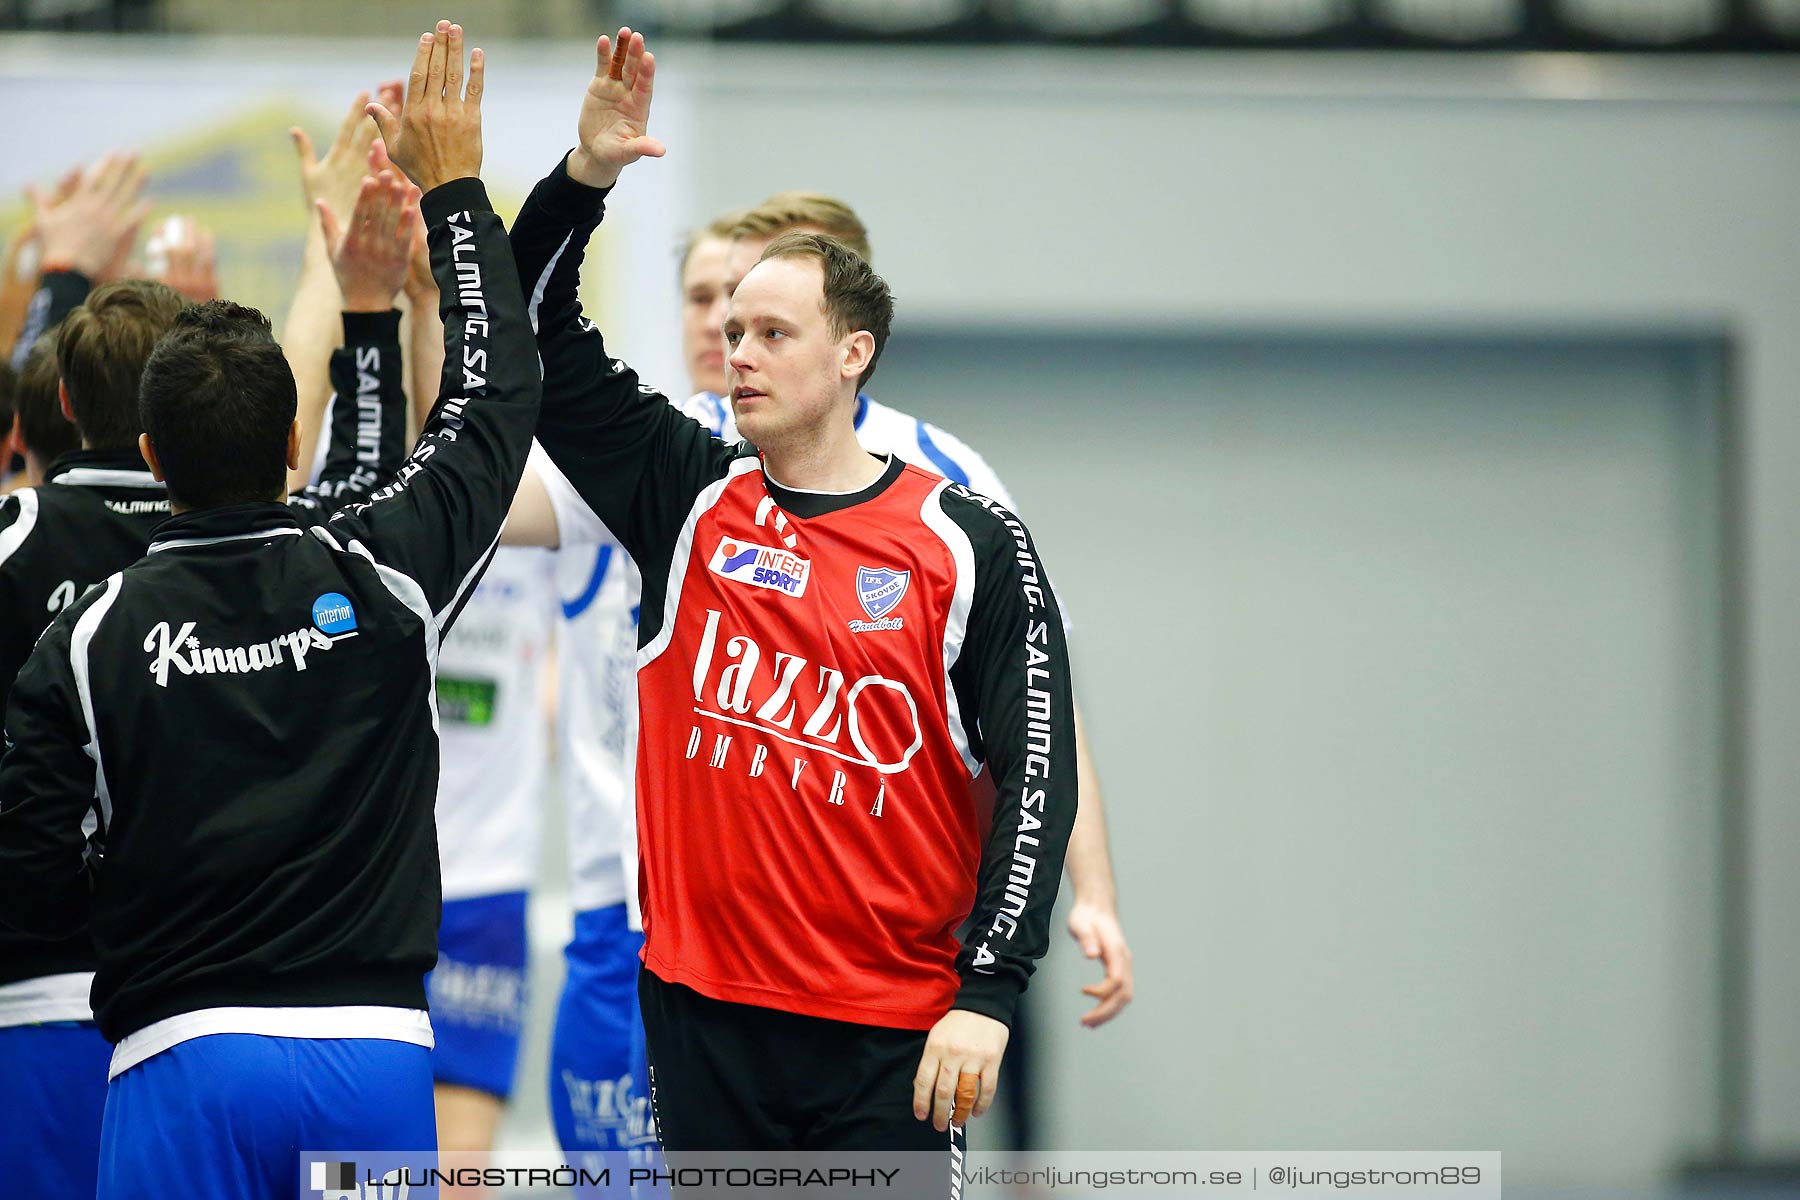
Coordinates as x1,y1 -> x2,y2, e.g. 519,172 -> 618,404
100,1033 -> 435,1200
427,889 -> 529,1099
550,903 -> 653,1160
0,1021 -> 111,1197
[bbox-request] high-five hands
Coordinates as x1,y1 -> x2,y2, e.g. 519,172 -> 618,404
27,152 -> 150,283
317,172 -> 423,314
369,140 -> 438,307
567,27 -> 666,190
290,82 -> 402,223
368,20 -> 484,194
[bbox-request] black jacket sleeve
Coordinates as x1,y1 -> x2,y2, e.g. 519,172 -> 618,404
287,309 -> 409,522
514,153 -> 735,569
944,488 -> 1077,1027
0,584 -> 107,938
319,178 -> 541,629
0,492 -> 40,702
8,269 -> 92,370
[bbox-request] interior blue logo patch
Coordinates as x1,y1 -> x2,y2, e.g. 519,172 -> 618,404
311,592 -> 357,635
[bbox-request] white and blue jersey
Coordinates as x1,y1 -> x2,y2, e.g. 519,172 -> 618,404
527,443 -> 650,1165
433,546 -> 554,905
546,513 -> 639,919
544,544 -> 658,1165
428,545 -> 555,1100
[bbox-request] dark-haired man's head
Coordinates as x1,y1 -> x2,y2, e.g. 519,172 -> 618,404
138,301 -> 299,512
15,339 -> 81,480
55,279 -> 185,451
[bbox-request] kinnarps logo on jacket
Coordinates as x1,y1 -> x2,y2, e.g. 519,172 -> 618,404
142,599 -> 361,689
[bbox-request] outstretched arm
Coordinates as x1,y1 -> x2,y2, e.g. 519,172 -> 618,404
286,170 -> 417,520
284,84 -> 403,490
9,154 -> 146,369
0,168 -> 79,361
281,231 -> 341,491
393,152 -> 448,441
324,21 -> 539,628
519,28 -> 730,569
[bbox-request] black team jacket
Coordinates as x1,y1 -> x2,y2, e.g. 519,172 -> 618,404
0,176 -> 538,1052
0,306 -> 409,1021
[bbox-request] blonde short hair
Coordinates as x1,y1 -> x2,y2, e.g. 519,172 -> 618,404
678,210 -> 744,277
731,192 -> 871,262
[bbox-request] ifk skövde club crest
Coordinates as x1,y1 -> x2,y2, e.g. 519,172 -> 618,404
855,566 -> 910,621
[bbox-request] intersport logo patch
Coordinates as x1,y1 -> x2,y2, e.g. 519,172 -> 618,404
707,536 -> 811,597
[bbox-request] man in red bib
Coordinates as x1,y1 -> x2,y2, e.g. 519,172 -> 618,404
520,30 -> 1076,1169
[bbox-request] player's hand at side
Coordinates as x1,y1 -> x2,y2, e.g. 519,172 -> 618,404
1069,898 -> 1135,1027
912,1009 -> 1009,1133
368,20 -> 484,194
567,27 -> 665,190
28,152 -> 150,282
317,171 -> 422,313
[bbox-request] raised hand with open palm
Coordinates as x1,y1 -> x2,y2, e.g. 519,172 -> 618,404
567,27 -> 666,191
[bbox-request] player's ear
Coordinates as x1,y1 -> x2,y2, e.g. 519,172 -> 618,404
58,379 -> 75,425
138,433 -> 166,482
285,418 -> 302,472
841,329 -> 874,383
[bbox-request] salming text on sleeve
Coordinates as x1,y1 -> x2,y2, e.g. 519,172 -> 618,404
288,309 -> 410,519
320,178 -> 544,630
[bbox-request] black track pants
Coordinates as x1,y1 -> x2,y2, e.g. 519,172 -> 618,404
639,968 -> 967,1190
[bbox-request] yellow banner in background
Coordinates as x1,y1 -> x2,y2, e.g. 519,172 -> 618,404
1,101 -> 530,330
